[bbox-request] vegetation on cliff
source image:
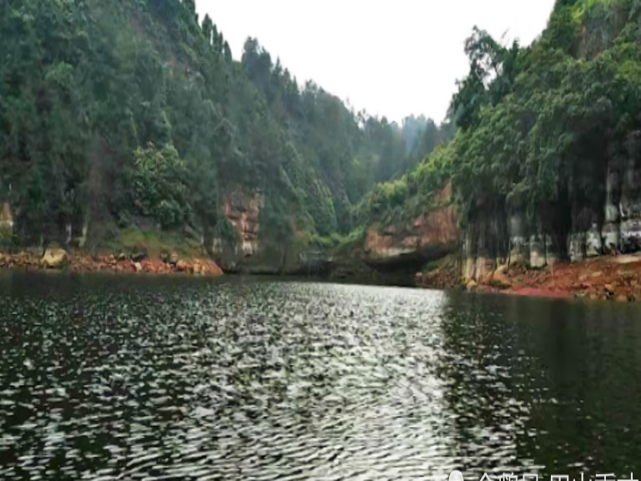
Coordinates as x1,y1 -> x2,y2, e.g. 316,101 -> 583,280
7,0 -> 641,274
0,0 -> 441,256
359,0 -> 641,260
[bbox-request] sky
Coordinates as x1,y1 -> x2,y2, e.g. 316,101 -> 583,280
196,0 -> 556,125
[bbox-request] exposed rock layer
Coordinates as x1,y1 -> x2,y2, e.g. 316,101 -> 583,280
0,202 -> 12,239
212,188 -> 332,275
363,185 -> 459,266
460,159 -> 641,285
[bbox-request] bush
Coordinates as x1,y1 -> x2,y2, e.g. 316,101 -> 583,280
131,143 -> 190,230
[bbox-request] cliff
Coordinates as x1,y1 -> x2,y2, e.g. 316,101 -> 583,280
0,203 -> 12,241
1,0 -> 422,258
351,0 -> 641,295
211,188 -> 331,275
211,190 -> 263,271
362,184 -> 459,267
461,159 -> 641,285
207,183 -> 461,280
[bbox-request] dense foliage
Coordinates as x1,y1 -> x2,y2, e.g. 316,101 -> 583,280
0,0 -> 441,250
360,0 -> 641,257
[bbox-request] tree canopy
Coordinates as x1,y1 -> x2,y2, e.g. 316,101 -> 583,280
0,0 -> 438,250
359,0 -> 641,257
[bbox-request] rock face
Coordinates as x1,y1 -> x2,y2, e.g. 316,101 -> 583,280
212,188 -> 330,275
224,190 -> 262,258
212,189 -> 263,271
176,260 -> 189,272
461,157 -> 641,285
0,202 -> 13,239
41,247 -> 70,268
364,184 -> 460,265
213,185 -> 460,276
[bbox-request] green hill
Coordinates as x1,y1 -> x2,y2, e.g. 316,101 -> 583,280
0,0 -> 442,269
357,0 -> 641,267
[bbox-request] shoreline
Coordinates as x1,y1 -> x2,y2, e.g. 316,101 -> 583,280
0,249 -> 224,277
417,253 -> 641,302
3,247 -> 641,303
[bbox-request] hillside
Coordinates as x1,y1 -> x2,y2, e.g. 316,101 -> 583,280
6,0 -> 641,284
355,0 -> 641,284
0,0 -> 443,272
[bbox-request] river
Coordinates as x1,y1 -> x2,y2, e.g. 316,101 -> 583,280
0,272 -> 639,480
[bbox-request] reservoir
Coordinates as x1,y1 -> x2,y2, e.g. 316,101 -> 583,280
0,273 -> 639,479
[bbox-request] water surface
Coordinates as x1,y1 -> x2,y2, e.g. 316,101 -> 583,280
0,273 -> 640,480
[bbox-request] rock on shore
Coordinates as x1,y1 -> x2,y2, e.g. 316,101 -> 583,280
416,253 -> 641,302
0,248 -> 223,277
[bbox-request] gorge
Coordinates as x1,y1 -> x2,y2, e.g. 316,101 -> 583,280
4,0 -> 641,301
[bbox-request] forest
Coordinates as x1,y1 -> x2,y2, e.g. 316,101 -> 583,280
360,0 -> 641,261
0,0 -> 444,258
4,0 -> 641,270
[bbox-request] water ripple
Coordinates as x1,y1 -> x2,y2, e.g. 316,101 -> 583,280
0,275 -> 640,479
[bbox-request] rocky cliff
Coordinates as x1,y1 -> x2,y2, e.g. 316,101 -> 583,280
363,184 -> 460,267
0,202 -> 12,240
210,185 -> 462,278
211,188 -> 329,275
211,189 -> 263,272
460,160 -> 641,285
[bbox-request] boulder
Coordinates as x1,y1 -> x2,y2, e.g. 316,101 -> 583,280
206,260 -> 224,277
134,262 -> 143,272
490,269 -> 512,289
131,248 -> 148,262
495,264 -> 508,275
41,247 -> 70,268
176,260 -> 189,272
615,290 -> 630,302
466,280 -> 478,292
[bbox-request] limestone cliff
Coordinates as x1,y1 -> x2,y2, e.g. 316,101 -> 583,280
461,159 -> 641,284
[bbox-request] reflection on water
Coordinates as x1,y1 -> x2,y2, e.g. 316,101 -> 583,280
0,273 -> 640,480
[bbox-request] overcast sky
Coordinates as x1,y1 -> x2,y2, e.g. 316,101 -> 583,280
196,0 -> 556,124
